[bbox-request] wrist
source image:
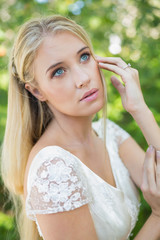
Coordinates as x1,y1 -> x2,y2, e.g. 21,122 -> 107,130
130,103 -> 152,121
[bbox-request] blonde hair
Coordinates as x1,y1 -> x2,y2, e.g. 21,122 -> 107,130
1,15 -> 107,240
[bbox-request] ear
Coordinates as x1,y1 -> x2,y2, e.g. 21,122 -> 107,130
25,83 -> 47,102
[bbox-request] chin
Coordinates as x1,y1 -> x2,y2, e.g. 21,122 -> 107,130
85,101 -> 105,117
94,102 -> 105,113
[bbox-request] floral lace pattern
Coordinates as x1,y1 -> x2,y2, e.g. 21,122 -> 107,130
26,119 -> 140,240
26,148 -> 92,221
106,119 -> 130,147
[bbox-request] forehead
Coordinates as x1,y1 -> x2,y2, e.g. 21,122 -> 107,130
35,31 -> 87,61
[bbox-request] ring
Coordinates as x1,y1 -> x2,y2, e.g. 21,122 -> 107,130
123,63 -> 131,70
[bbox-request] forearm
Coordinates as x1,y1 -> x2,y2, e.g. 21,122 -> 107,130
131,104 -> 160,150
134,213 -> 160,240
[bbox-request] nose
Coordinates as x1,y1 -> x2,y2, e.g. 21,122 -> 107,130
73,65 -> 90,88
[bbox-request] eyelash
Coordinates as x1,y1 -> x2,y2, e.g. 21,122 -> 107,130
51,52 -> 91,79
80,52 -> 91,62
51,68 -> 66,78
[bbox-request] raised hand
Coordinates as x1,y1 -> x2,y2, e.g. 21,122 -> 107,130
96,56 -> 147,115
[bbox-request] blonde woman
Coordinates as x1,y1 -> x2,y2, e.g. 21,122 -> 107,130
1,15 -> 160,240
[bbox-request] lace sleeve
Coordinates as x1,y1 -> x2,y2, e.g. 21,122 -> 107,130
107,119 -> 130,146
26,147 -> 92,221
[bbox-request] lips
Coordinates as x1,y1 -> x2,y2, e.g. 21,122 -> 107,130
80,88 -> 98,101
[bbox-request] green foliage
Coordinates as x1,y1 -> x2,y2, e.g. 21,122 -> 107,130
0,0 -> 160,239
0,212 -> 18,240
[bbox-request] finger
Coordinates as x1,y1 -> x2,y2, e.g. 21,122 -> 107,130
98,62 -> 128,83
110,76 -> 125,96
141,149 -> 149,192
145,145 -> 156,192
96,56 -> 126,66
96,56 -> 132,72
156,151 -> 160,191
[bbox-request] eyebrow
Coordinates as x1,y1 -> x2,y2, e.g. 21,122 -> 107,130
46,46 -> 89,74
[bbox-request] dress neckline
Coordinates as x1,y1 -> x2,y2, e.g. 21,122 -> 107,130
28,142 -> 120,193
28,119 -> 120,193
57,145 -> 119,191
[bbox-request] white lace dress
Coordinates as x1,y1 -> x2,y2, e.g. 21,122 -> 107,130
26,119 -> 140,240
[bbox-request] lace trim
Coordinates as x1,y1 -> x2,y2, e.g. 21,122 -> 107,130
126,199 -> 141,238
106,119 -> 130,146
26,148 -> 92,221
26,119 -> 140,239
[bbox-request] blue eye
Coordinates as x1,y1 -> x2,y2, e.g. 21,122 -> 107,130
53,68 -> 64,77
80,53 -> 90,62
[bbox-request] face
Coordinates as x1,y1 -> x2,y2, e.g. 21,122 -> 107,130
32,31 -> 105,118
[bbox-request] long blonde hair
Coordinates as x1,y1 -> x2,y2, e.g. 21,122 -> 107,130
1,15 -> 107,240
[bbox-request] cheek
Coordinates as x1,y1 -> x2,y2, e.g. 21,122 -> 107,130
92,62 -> 103,84
91,61 -> 106,97
90,60 -> 100,76
45,83 -> 73,105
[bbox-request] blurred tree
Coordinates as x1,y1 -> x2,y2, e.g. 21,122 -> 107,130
0,0 -> 160,239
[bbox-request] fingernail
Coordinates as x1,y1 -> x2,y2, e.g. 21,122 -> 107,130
156,150 -> 160,158
147,145 -> 154,152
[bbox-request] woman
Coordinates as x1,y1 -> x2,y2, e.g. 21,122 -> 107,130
1,15 -> 160,240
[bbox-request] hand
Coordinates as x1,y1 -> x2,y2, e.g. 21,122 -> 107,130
141,145 -> 160,219
96,56 -> 147,115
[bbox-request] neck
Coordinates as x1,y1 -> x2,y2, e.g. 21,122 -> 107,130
48,114 -> 96,147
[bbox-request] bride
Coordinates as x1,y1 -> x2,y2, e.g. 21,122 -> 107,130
1,15 -> 160,240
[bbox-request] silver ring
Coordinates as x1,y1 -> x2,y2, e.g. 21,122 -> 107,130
123,63 -> 131,70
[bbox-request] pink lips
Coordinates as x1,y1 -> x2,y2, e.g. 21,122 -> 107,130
80,88 -> 99,102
